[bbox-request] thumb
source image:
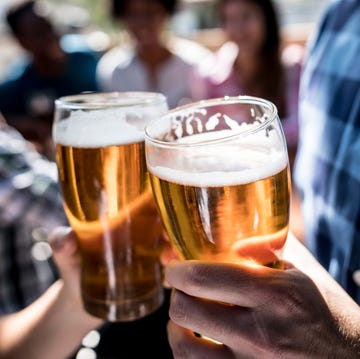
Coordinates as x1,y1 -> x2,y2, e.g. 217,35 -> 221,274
48,226 -> 80,282
48,227 -> 99,321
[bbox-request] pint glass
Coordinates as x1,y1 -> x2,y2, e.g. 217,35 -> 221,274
145,96 -> 291,267
53,92 -> 168,321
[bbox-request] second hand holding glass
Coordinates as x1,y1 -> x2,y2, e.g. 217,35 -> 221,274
53,92 -> 168,322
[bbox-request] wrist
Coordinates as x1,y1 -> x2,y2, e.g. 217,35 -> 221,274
56,279 -> 104,329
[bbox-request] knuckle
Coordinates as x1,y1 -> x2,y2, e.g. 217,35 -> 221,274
169,290 -> 190,324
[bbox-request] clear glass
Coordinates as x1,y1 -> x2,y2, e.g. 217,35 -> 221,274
53,92 -> 169,321
145,96 -> 291,268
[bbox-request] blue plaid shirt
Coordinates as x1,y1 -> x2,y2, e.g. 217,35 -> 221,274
0,123 -> 67,314
294,0 -> 360,303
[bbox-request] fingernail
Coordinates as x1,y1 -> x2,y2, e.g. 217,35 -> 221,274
50,236 -> 65,251
48,226 -> 72,251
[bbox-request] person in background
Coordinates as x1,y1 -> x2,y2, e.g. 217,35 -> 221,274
191,0 -> 303,170
97,0 -> 212,109
293,0 -> 360,303
0,0 -> 99,160
163,0 -> 360,357
0,114 -> 67,315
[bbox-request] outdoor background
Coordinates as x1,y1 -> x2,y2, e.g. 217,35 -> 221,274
0,0 -> 328,81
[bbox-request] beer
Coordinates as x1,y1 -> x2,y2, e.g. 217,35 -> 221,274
147,129 -> 290,267
53,92 -> 167,321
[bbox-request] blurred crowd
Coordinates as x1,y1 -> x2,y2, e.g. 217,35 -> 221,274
0,0 -> 304,162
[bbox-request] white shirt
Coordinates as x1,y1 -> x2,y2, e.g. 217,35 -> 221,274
96,37 -> 212,109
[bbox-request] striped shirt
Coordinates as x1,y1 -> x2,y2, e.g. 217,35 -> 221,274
0,124 -> 67,314
294,0 -> 360,303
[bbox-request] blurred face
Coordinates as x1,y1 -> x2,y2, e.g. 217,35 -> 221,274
121,0 -> 168,47
15,11 -> 63,60
220,0 -> 266,55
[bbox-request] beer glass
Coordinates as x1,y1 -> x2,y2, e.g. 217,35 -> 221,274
53,92 -> 168,321
145,96 -> 290,267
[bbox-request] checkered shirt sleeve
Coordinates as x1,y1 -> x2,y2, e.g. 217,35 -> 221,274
0,126 -> 67,314
294,0 -> 360,303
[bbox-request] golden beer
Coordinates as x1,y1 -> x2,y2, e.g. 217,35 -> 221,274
53,92 -> 168,321
149,166 -> 290,266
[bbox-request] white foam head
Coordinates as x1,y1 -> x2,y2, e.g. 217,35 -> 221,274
147,129 -> 288,186
54,108 -> 160,147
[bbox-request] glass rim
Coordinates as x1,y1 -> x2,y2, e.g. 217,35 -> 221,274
54,91 -> 167,110
144,95 -> 278,148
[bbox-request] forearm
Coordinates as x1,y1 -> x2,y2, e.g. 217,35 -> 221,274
0,280 -> 103,359
285,233 -> 360,356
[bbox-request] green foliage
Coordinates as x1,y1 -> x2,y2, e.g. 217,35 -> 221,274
48,0 -> 118,33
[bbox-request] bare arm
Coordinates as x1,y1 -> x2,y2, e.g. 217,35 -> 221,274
0,227 -> 103,359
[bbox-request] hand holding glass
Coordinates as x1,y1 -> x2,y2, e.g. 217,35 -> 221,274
53,92 -> 168,321
145,96 -> 290,267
